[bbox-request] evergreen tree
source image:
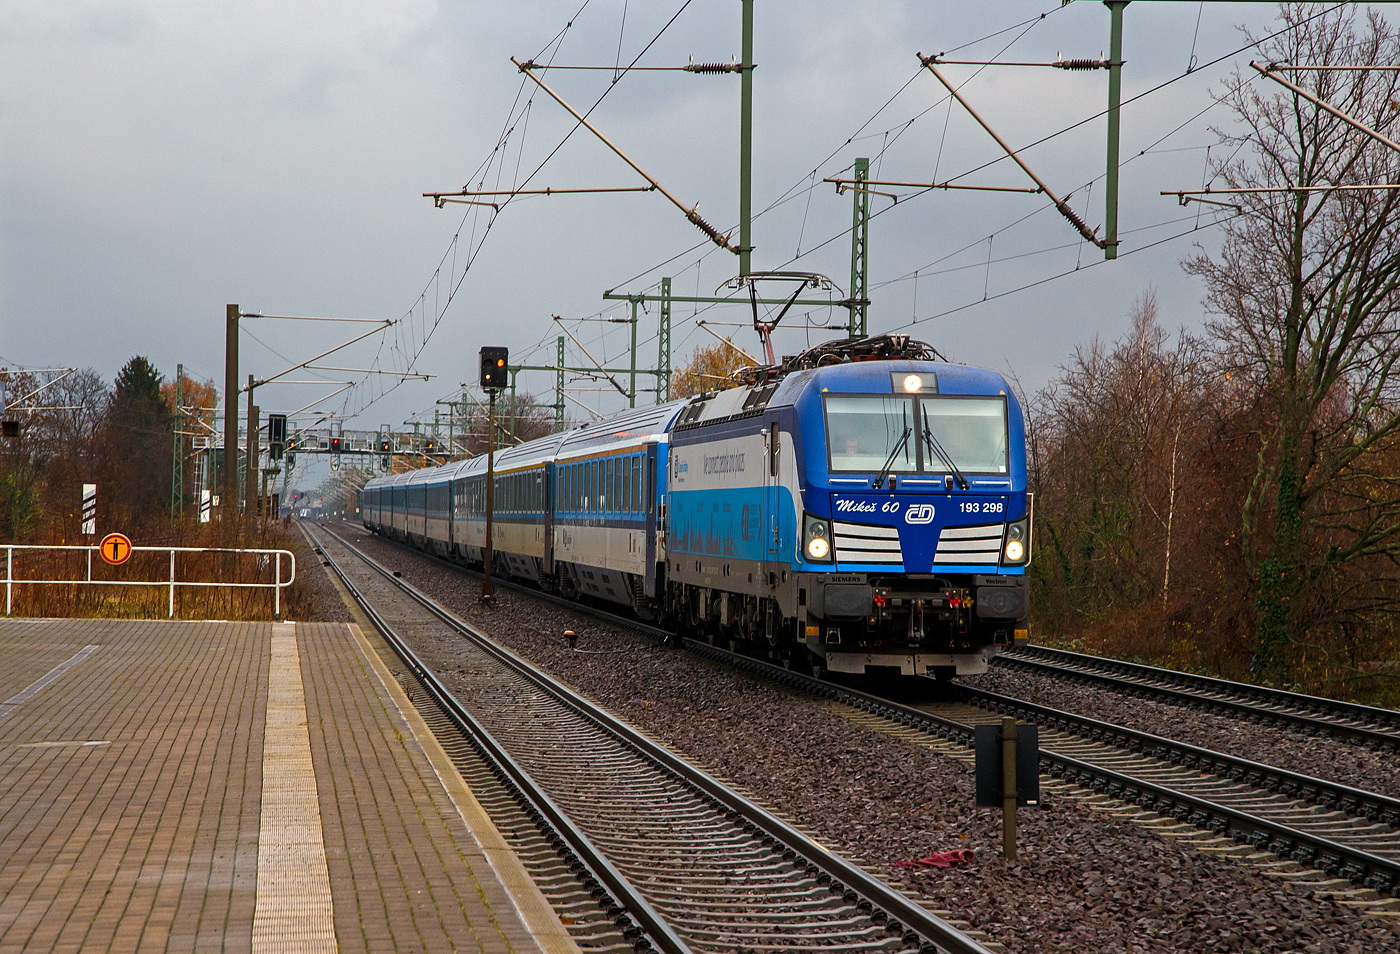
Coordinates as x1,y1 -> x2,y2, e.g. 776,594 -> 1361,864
102,357 -> 174,529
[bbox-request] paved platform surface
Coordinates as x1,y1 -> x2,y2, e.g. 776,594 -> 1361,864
0,617 -> 577,954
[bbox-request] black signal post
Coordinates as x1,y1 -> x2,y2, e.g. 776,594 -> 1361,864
480,346 -> 507,602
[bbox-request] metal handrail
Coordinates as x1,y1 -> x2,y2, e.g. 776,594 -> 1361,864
3,545 -> 297,619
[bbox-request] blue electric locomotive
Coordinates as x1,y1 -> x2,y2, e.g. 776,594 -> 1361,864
361,334 -> 1030,677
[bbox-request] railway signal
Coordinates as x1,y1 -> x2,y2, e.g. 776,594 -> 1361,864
479,346 -> 508,603
267,413 -> 287,461
480,347 -> 508,391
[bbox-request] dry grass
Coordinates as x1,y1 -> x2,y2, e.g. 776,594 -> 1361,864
1,520 -> 317,621
1033,604 -> 1400,709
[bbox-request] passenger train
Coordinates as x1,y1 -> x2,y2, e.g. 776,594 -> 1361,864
361,335 -> 1030,678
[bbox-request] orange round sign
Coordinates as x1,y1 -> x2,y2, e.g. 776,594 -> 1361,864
99,532 -> 133,566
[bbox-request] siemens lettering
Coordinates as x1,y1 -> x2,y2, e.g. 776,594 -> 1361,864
703,452 -> 745,475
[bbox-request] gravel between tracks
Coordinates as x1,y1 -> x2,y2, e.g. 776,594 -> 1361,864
296,534 -> 355,622
310,523 -> 1400,954
961,668 -> 1400,802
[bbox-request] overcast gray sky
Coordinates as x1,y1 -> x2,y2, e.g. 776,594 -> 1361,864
2,1 -> 1305,491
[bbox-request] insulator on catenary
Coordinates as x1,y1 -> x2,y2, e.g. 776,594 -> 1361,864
1055,58 -> 1111,71
1056,200 -> 1103,247
685,60 -> 742,74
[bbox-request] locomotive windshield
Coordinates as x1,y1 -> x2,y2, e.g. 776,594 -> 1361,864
823,396 -> 919,474
824,394 -> 1008,475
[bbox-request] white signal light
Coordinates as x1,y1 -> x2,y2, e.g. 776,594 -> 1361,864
903,374 -> 923,393
806,536 -> 830,560
1004,539 -> 1024,562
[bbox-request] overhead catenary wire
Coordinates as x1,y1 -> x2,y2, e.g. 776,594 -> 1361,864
393,2 -> 1326,435
331,0 -> 697,430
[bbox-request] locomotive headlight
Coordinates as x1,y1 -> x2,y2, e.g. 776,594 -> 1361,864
803,513 -> 833,562
902,373 -> 923,393
1002,518 -> 1030,565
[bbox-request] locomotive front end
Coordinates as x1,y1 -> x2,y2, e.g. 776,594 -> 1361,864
793,361 -> 1030,677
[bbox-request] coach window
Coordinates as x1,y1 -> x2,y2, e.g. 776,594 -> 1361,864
622,457 -> 631,513
631,457 -> 641,512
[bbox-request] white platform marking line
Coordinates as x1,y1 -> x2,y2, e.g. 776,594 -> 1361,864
0,645 -> 99,724
252,623 -> 337,953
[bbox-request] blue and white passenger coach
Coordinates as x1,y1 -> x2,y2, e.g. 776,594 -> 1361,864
362,335 -> 1029,679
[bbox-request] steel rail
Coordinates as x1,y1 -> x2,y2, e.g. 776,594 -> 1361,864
318,524 -> 996,954
333,523 -> 1400,897
999,645 -> 1400,746
679,640 -> 1400,898
305,526 -> 692,954
953,682 -> 1400,827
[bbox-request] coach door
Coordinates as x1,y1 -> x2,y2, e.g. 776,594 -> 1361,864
765,416 -> 782,565
643,444 -> 659,598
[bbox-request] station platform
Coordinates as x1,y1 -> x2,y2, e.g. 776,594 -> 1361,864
0,616 -> 580,954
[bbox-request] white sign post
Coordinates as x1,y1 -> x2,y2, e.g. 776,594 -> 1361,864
81,484 -> 97,535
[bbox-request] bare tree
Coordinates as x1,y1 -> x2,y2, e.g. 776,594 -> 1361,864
1186,5 -> 1400,683
1030,291 -> 1213,649
457,391 -> 559,457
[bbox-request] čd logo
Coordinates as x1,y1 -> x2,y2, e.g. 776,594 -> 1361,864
904,504 -> 936,524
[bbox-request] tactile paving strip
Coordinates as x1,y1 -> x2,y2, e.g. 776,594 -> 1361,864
252,622 -> 337,953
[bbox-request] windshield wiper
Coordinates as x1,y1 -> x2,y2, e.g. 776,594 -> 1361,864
923,425 -> 969,490
874,426 -> 911,489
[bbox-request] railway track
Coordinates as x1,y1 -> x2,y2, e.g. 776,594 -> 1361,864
996,645 -> 1400,749
328,523 -> 1400,904
305,523 -> 997,954
686,639 -> 1400,904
